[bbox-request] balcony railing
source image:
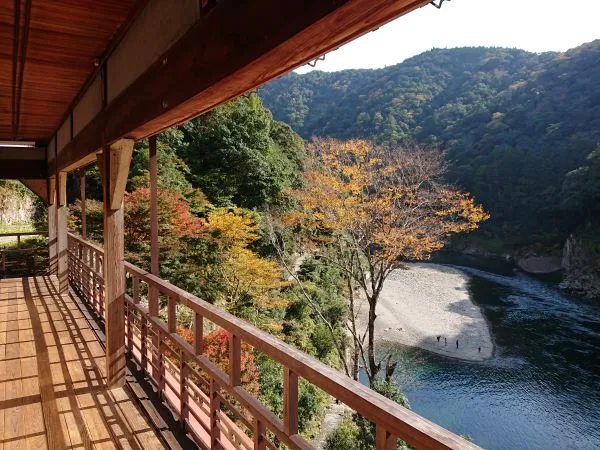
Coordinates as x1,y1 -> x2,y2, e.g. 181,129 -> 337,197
67,232 -> 478,450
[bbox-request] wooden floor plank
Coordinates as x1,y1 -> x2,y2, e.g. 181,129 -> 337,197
0,277 -> 165,450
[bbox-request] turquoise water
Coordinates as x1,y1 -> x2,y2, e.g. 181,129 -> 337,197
390,256 -> 600,449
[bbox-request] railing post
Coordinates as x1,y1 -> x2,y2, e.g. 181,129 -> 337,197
168,295 -> 176,333
209,379 -> 221,449
158,329 -> 166,398
253,418 -> 266,450
180,352 -> 189,427
194,313 -> 203,355
229,333 -> 241,387
376,424 -> 395,450
284,368 -> 299,436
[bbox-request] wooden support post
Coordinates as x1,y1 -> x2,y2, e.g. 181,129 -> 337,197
284,368 -> 299,435
99,139 -> 134,388
149,135 -> 158,276
194,313 -> 203,355
56,172 -> 68,292
209,379 -> 221,449
80,169 -> 87,239
229,333 -> 241,387
48,177 -> 57,274
253,418 -> 266,450
149,135 -> 160,381
376,425 -> 395,450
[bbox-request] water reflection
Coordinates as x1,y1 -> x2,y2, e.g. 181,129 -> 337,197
389,256 -> 600,449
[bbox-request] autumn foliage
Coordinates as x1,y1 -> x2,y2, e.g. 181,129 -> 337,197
177,326 -> 259,395
285,138 -> 489,382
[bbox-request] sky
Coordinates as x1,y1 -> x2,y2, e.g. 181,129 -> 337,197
296,0 -> 600,74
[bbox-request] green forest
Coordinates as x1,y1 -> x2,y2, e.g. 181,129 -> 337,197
260,41 -> 600,252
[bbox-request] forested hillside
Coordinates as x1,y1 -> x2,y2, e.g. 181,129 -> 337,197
261,41 -> 600,250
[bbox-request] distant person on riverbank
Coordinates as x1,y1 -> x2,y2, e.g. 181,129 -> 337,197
456,339 -> 459,349
445,337 -> 447,346
478,347 -> 481,353
437,335 -> 441,343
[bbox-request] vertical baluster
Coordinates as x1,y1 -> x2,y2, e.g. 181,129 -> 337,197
180,350 -> 188,426
194,313 -> 203,355
158,329 -> 166,398
229,333 -> 241,387
141,311 -> 148,374
132,276 -> 140,304
126,302 -> 133,355
253,418 -> 266,450
376,425 -> 395,450
209,379 -> 221,449
284,368 -> 299,436
168,295 -> 176,333
78,241 -> 83,289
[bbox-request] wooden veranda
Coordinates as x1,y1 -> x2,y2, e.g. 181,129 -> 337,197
0,0 -> 480,448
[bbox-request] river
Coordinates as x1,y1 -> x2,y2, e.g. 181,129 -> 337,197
389,255 -> 600,449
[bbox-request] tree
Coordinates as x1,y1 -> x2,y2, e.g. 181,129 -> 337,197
200,208 -> 290,330
180,93 -> 305,208
284,139 -> 488,383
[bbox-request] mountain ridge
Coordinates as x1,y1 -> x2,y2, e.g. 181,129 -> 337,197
260,40 -> 600,248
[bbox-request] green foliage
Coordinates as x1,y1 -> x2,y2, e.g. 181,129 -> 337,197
261,41 -> 600,247
180,93 -> 305,208
324,380 -> 411,450
283,258 -> 348,362
257,354 -> 328,439
323,417 -> 359,450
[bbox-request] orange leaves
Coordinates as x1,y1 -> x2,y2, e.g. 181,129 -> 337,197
125,188 -> 203,243
178,327 -> 260,395
288,138 -> 489,265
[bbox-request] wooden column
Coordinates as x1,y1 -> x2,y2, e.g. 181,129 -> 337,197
47,177 -> 57,274
99,139 -> 134,388
149,135 -> 160,380
80,169 -> 87,239
56,172 -> 68,292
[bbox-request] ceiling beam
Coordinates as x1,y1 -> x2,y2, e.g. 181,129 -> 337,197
0,160 -> 46,179
56,0 -> 428,172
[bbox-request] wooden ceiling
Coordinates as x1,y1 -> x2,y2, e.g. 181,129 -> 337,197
0,0 -> 140,143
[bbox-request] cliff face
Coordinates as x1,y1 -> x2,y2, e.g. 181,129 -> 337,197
0,182 -> 36,226
560,233 -> 600,300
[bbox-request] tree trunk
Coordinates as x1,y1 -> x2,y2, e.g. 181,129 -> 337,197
347,278 -> 360,380
367,296 -> 379,384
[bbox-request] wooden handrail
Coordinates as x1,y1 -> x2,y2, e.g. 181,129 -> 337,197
0,231 -> 48,237
67,232 -> 480,450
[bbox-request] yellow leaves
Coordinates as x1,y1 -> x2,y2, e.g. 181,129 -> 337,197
203,208 -> 260,247
204,208 -> 289,322
289,138 -> 489,264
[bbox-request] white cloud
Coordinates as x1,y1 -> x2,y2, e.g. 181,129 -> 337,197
296,0 -> 600,73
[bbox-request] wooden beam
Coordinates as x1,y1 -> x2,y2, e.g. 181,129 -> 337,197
101,139 -> 133,388
20,179 -> 48,204
0,160 -> 47,179
56,0 -> 427,172
105,139 -> 133,210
